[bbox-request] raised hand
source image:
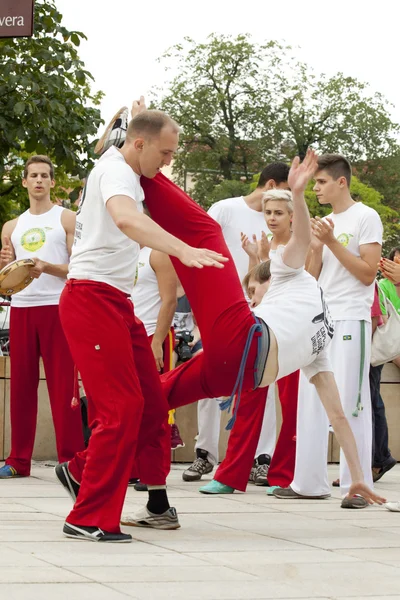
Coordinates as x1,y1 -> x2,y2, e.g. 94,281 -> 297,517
347,481 -> 386,506
241,232 -> 259,258
311,216 -> 335,246
258,231 -> 271,261
0,236 -> 14,265
288,149 -> 319,194
131,96 -> 146,119
178,245 -> 228,269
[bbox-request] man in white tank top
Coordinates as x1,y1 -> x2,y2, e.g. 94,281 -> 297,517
129,245 -> 182,491
0,155 -> 85,479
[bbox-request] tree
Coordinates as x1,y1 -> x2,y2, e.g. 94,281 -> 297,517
354,153 -> 400,213
274,65 -> 400,161
153,35 -> 285,187
153,34 -> 399,201
0,0 -> 103,225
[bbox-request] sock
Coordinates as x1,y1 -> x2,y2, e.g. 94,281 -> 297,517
147,486 -> 170,515
196,448 -> 209,461
257,454 -> 271,466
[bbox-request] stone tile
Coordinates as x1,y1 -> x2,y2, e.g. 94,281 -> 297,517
5,540 -> 173,561
29,550 -> 204,568
228,561 -> 400,597
69,565 -> 257,583
0,512 -> 62,521
0,546 -> 53,567
0,484 -> 68,498
0,566 -> 88,583
0,583 -> 135,600
333,547 -> 400,568
190,549 -> 361,566
109,580 -> 307,600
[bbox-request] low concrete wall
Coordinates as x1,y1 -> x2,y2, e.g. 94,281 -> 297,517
0,357 -> 399,463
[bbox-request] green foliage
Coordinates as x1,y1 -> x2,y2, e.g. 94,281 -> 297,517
153,33 -> 399,202
192,176 -> 251,210
354,153 -> 400,212
0,0 -> 103,226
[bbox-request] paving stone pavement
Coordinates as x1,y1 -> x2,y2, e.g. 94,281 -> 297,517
0,462 -> 399,600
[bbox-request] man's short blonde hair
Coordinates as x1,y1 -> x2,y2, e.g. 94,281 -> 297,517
262,190 -> 293,214
126,110 -> 180,142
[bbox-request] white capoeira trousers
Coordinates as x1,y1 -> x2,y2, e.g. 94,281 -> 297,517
291,320 -> 373,497
195,386 -> 277,465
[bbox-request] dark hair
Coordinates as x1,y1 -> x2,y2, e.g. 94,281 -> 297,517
242,261 -> 271,294
126,110 -> 180,142
257,162 -> 290,189
24,155 -> 55,179
317,154 -> 352,187
388,246 -> 400,261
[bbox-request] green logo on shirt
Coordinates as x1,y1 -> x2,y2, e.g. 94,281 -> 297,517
21,228 -> 46,252
337,233 -> 354,248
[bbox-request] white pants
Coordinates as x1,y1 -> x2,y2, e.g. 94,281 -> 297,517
291,320 -> 373,496
195,386 -> 277,465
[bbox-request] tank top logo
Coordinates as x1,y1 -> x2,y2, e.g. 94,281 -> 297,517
21,227 -> 48,252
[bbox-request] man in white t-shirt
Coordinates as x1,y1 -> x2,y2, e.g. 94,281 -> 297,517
273,153 -> 383,508
54,109 -> 227,543
183,163 -> 290,484
124,150 -> 384,517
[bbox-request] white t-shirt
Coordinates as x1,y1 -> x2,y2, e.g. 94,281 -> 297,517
68,147 -> 144,295
318,202 -> 383,322
208,196 -> 270,285
254,247 -> 334,381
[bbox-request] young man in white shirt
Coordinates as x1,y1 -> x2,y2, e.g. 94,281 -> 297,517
0,156 -> 85,479
183,163 -> 290,484
274,153 -> 383,508
54,110 -> 227,543
121,149 -> 384,524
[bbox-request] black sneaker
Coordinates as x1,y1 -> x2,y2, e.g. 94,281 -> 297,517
249,454 -> 271,486
55,463 -> 80,502
63,522 -> 132,543
182,449 -> 213,482
134,481 -> 148,492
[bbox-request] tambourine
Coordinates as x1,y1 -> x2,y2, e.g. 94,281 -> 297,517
0,259 -> 35,295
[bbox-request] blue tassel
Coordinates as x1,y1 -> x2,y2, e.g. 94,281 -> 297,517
219,396 -> 234,412
218,318 -> 263,432
226,415 -> 236,430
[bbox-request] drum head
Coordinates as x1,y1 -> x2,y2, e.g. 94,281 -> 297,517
0,259 -> 35,295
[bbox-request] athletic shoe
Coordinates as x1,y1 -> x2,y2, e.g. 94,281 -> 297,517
171,424 -> 185,450
0,465 -> 23,479
249,454 -> 271,486
55,463 -> 80,502
94,106 -> 129,155
199,480 -> 234,494
273,486 -> 331,499
63,522 -> 132,543
266,485 -> 280,495
182,451 -> 213,482
341,495 -> 369,509
121,506 -> 180,530
372,456 -> 397,483
134,481 -> 148,492
385,501 -> 400,512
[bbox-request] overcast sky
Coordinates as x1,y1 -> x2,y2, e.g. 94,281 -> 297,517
55,0 -> 400,131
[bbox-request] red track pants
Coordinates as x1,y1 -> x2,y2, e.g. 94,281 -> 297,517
141,173 -> 260,405
6,305 -> 85,476
215,370 -> 300,491
59,281 -> 170,533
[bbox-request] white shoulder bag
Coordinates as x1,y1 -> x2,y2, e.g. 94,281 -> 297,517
371,295 -> 400,366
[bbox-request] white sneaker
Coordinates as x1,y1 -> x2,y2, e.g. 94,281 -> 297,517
94,106 -> 129,155
121,506 -> 180,530
385,501 -> 400,512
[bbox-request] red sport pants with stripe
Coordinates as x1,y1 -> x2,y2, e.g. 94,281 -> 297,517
59,281 -> 170,533
6,305 -> 85,476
